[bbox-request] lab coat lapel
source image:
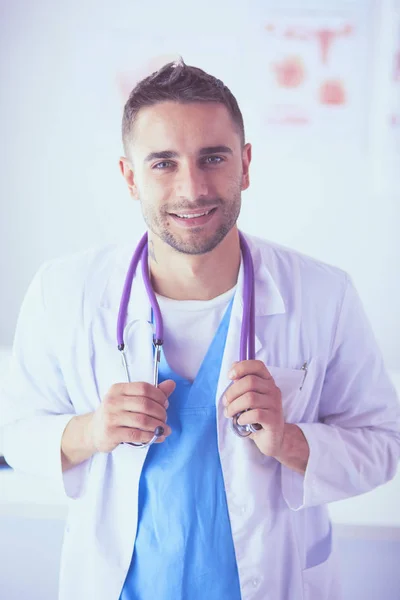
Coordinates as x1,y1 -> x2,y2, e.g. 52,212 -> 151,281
92,245 -> 155,571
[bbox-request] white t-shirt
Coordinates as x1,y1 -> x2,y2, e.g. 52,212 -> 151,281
155,285 -> 237,382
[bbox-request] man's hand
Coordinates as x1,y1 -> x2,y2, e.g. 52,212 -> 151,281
223,360 -> 285,458
87,380 -> 176,453
223,360 -> 310,474
61,379 -> 176,472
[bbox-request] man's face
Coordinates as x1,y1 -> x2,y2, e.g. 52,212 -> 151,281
121,101 -> 251,256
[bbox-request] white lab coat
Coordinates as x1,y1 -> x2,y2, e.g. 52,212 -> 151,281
2,231 -> 400,600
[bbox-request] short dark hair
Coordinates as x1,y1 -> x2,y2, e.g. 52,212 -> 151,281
122,57 -> 245,156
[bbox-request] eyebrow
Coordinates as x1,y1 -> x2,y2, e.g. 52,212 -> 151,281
144,145 -> 233,164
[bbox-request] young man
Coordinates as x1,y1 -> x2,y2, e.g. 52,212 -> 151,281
2,58 -> 400,600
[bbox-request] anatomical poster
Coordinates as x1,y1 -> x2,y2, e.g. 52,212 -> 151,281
255,0 -> 375,152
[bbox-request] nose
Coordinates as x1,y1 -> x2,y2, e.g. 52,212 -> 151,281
175,162 -> 209,201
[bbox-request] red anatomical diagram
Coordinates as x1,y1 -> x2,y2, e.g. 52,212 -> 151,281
320,79 -> 346,105
266,22 -> 354,66
272,56 -> 306,88
316,25 -> 353,65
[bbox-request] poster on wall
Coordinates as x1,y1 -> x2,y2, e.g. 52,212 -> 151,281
251,0 -> 376,154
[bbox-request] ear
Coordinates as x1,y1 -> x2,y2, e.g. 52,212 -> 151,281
241,143 -> 252,191
119,157 -> 140,200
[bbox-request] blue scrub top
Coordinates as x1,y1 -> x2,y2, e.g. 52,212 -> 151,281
120,297 -> 242,599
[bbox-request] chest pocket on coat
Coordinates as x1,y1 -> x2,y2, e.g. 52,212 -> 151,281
267,364 -> 309,423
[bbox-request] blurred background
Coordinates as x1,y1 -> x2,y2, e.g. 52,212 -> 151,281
0,0 -> 399,598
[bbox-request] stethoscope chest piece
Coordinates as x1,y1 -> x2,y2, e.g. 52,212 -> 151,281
231,410 -> 263,437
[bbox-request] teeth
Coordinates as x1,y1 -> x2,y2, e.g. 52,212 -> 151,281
176,211 -> 211,219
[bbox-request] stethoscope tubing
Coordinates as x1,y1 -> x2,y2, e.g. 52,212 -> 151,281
117,231 -> 262,449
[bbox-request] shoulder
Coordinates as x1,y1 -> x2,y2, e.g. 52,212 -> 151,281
32,243 -> 133,312
245,232 -> 349,300
38,243 -> 119,285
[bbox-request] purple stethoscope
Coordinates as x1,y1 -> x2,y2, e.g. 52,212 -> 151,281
117,230 -> 262,448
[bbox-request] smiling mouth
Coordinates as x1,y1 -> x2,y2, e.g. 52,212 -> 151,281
170,208 -> 217,219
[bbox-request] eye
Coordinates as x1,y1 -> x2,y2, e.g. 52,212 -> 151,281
204,156 -> 224,165
153,161 -> 173,169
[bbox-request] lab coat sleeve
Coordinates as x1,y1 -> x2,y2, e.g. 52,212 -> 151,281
0,263 -> 91,500
281,273 -> 400,510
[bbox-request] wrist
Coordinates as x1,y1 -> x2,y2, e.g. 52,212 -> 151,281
61,412 -> 97,472
274,423 -> 310,476
83,412 -> 97,455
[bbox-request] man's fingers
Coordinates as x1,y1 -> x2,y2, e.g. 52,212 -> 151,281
225,392 -> 275,419
229,360 -> 273,382
117,412 -> 171,436
224,375 -> 273,405
109,380 -> 175,407
116,395 -> 168,421
120,426 -> 169,446
235,408 -> 273,427
101,380 -> 177,449
158,379 -> 176,398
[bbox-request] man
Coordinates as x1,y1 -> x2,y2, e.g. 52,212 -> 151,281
2,58 -> 400,600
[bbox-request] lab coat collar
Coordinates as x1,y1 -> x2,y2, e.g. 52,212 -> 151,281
99,231 -> 286,327
239,234 -> 286,318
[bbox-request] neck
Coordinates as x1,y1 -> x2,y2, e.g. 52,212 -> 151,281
147,228 -> 241,301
